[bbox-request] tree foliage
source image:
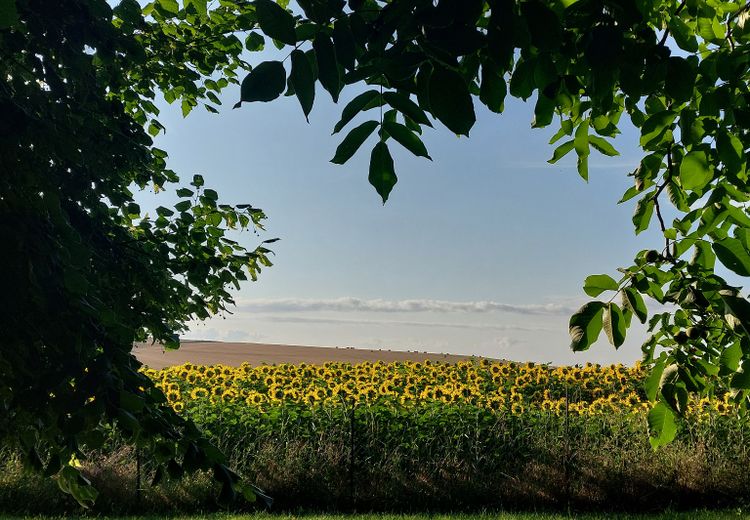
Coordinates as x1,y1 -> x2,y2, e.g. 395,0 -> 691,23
226,0 -> 750,445
5,0 -> 750,505
0,0 -> 274,507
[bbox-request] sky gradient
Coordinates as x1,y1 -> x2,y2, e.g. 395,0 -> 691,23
139,78 -> 671,365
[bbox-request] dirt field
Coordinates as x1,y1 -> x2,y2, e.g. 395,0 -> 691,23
134,341 -> 490,369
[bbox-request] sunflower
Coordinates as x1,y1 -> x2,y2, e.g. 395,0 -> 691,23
190,387 -> 209,400
268,384 -> 285,401
246,393 -> 265,406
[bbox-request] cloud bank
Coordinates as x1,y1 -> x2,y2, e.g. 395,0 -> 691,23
237,297 -> 576,315
262,315 -> 553,332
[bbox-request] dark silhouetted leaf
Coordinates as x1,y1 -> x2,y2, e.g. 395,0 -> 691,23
290,50 -> 315,119
240,61 -> 286,102
331,120 -> 379,164
313,33 -> 341,102
369,141 -> 397,203
428,66 -> 475,136
383,121 -> 431,159
382,92 -> 432,127
333,90 -> 380,134
255,0 -> 297,45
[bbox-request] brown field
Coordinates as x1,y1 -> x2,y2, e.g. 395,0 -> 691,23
134,340 -> 493,369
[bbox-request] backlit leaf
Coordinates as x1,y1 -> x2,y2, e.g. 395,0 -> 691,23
603,302 -> 627,348
713,237 -> 750,276
680,151 -> 713,192
648,402 -> 677,449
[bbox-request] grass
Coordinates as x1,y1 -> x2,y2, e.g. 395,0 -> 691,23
1,512 -> 750,519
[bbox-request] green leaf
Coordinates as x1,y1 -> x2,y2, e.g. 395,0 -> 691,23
622,287 -> 648,324
691,241 -> 715,269
382,121 -> 431,160
313,33 -> 341,102
731,366 -> 750,390
577,155 -> 589,181
290,50 -> 315,119
186,0 -> 207,16
717,130 -> 745,176
721,291 -> 750,336
720,341 -> 742,374
569,301 -> 605,351
583,274 -> 619,297
333,90 -> 380,134
175,200 -> 191,212
648,402 -> 677,449
428,66 -> 476,136
331,120 -> 379,164
255,0 -> 296,46
245,32 -> 265,51
644,359 -> 666,401
382,92 -> 432,127
632,196 -> 654,235
679,151 -> 713,192
332,18 -> 356,71
588,135 -> 619,156
161,333 -> 179,350
713,237 -> 750,276
157,0 -> 179,15
480,60 -> 507,114
574,120 -> 590,156
603,302 -> 627,348
240,61 -> 286,103
369,141 -> 398,204
665,57 -> 696,104
669,17 -> 698,52
0,0 -> 18,28
640,110 -> 676,148
548,139 -> 575,163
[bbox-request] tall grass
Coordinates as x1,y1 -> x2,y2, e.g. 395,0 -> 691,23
2,405 -> 749,515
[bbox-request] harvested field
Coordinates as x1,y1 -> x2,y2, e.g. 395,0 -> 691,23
134,341 -> 491,369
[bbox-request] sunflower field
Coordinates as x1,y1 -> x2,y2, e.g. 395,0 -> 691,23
133,360 -> 750,512
145,359 -> 738,418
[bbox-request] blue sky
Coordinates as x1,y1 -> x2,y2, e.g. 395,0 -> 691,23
140,76 -> 671,365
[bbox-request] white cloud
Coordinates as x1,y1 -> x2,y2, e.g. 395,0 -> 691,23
236,297 -> 576,315
261,315 -> 552,332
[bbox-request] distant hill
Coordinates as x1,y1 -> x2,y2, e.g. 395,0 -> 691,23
134,340 -> 498,368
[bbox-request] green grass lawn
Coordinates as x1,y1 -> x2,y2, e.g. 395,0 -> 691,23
2,512 -> 749,520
